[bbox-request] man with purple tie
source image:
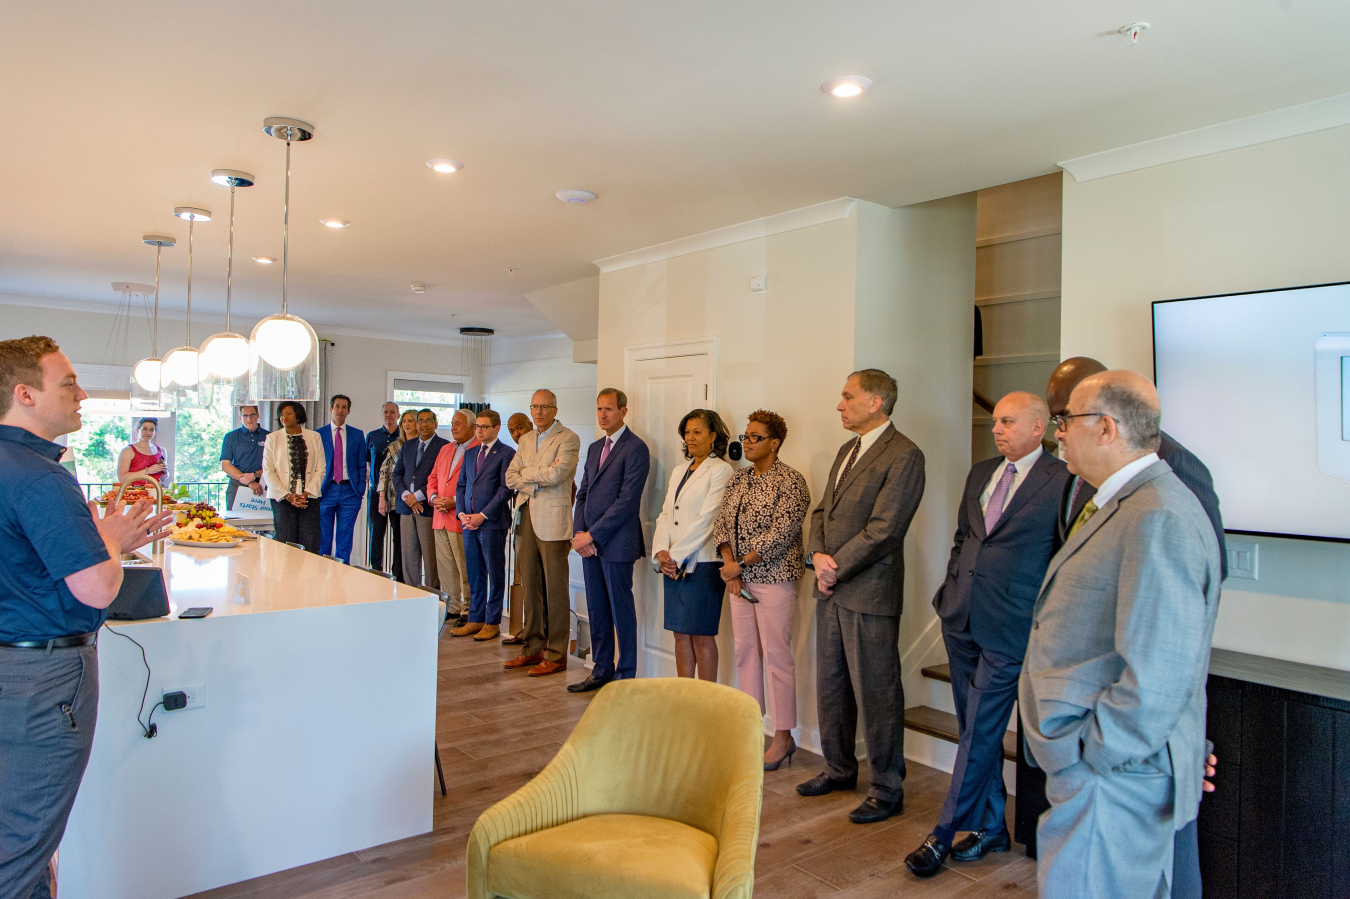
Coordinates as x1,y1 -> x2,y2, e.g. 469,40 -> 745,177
319,394 -> 368,564
568,388 -> 650,693
905,392 -> 1068,877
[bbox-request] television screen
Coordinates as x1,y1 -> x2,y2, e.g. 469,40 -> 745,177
1153,281 -> 1350,543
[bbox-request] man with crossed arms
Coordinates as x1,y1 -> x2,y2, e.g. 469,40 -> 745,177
504,390 -> 580,677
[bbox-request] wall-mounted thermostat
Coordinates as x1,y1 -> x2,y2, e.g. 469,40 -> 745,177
750,274 -> 767,294
1315,333 -> 1350,480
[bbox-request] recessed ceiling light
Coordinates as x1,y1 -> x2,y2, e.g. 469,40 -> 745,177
320,219 -> 350,228
426,159 -> 463,174
556,189 -> 597,204
174,206 -> 212,221
253,256 -> 276,264
821,76 -> 873,98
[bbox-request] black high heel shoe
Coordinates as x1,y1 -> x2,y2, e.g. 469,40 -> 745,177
764,737 -> 797,771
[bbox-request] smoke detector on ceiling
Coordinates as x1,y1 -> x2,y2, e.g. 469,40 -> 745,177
556,189 -> 597,204
1119,22 -> 1150,45
411,283 -> 427,294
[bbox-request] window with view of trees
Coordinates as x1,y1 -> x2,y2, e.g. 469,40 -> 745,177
67,404 -> 233,503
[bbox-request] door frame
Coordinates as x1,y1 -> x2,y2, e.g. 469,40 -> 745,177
622,337 -> 720,410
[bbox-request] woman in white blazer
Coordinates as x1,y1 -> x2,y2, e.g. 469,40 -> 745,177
652,409 -> 733,681
262,401 -> 326,553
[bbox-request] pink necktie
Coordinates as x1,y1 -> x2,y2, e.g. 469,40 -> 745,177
334,427 -> 344,481
599,436 -> 613,467
983,462 -> 1016,533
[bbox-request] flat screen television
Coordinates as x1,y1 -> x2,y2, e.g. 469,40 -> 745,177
1153,281 -> 1350,543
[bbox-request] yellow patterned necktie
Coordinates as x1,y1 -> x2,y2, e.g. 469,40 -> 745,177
1068,500 -> 1098,539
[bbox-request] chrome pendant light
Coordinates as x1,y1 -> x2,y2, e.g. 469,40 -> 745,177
200,169 -> 256,406
131,234 -> 176,410
250,117 -> 319,401
161,206 -> 211,409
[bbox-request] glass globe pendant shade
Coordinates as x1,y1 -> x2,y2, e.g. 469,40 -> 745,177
200,331 -> 254,407
249,313 -> 319,401
130,357 -> 167,412
160,346 -> 205,410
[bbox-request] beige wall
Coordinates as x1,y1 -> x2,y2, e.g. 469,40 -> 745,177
597,199 -> 975,750
1060,124 -> 1350,671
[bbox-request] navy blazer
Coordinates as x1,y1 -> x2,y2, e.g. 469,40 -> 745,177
455,440 -> 516,531
319,423 -> 368,497
573,428 -> 650,564
392,434 -> 448,517
934,450 -> 1069,660
1061,430 -> 1227,579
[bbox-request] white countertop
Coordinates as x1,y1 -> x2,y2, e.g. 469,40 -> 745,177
120,537 -> 433,621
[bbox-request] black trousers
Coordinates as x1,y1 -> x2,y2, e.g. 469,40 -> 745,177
272,498 -> 321,553
367,491 -> 395,573
0,644 -> 98,899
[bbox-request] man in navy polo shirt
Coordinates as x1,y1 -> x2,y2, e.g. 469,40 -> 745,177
0,336 -> 173,899
219,404 -> 269,512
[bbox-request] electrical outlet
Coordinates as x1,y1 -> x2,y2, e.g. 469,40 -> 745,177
1226,541 -> 1258,581
165,683 -> 206,710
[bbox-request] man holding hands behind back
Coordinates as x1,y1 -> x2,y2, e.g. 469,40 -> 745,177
0,336 -> 175,899
798,369 -> 925,825
1020,371 -> 1221,899
905,392 -> 1068,876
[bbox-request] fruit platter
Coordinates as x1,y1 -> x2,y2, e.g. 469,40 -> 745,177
167,503 -> 255,546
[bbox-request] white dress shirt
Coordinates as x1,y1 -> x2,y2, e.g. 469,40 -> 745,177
1090,452 -> 1160,509
978,445 -> 1043,516
599,425 -> 627,462
410,437 -> 434,501
833,421 -> 888,490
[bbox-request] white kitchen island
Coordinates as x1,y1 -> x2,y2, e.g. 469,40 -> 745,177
58,537 -> 440,899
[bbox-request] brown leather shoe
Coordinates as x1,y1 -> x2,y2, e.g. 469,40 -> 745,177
504,653 -> 545,669
473,625 -> 501,641
528,659 -> 567,677
449,622 -> 484,637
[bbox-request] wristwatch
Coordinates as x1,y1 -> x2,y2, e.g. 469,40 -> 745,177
738,553 -> 752,566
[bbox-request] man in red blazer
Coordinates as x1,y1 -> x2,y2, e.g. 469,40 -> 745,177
428,409 -> 478,627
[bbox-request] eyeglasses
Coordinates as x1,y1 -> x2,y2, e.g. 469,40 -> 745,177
738,434 -> 771,445
473,423 -> 494,430
528,404 -> 556,411
1051,412 -> 1116,430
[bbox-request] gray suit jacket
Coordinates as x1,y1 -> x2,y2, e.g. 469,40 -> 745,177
1019,459 -> 1222,830
807,423 -> 925,616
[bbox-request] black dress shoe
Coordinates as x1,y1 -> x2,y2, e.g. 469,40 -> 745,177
795,772 -> 857,796
566,674 -> 611,694
905,834 -> 950,877
848,794 -> 902,824
951,828 -> 1010,861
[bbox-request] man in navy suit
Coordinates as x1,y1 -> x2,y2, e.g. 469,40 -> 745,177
453,410 -> 516,641
905,392 -> 1069,877
392,409 -> 448,588
318,394 -> 368,564
568,388 -> 651,693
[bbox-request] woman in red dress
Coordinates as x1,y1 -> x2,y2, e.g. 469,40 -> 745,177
117,417 -> 168,486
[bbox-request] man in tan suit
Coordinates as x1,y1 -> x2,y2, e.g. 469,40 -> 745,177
503,389 -> 581,677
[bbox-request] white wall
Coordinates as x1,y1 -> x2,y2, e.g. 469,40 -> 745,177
1061,123 -> 1350,672
596,199 -> 974,751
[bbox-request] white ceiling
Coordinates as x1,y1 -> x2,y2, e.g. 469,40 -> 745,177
2,1 -> 1348,340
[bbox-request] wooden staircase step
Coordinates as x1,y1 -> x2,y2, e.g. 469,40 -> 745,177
920,663 -> 951,683
904,705 -> 1016,762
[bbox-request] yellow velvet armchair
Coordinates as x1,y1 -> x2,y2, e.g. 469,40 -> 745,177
467,677 -> 765,899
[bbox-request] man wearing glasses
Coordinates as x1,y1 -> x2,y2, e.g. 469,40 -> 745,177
1020,370 -> 1222,899
504,391 -> 580,675
453,411 -> 516,641
220,405 -> 269,511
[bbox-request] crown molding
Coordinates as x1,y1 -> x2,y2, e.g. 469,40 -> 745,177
593,197 -> 856,273
1059,92 -> 1350,183
0,293 -> 564,349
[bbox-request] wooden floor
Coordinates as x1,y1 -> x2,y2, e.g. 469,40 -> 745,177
191,629 -> 1037,899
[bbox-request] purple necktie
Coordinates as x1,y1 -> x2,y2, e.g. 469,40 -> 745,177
983,462 -> 1017,533
599,436 -> 613,467
333,427 -> 344,481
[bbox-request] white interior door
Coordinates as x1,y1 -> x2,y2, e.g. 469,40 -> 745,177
630,350 -> 712,677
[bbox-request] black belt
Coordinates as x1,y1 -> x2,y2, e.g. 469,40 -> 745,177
0,632 -> 98,650
332,479 -> 350,485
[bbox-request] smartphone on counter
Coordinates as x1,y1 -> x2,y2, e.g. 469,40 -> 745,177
178,607 -> 213,619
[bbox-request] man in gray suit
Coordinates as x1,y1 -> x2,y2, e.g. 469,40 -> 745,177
1020,371 -> 1222,899
797,369 -> 925,825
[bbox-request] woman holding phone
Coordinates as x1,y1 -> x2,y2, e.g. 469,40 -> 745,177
652,409 -> 733,682
713,409 -> 811,770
